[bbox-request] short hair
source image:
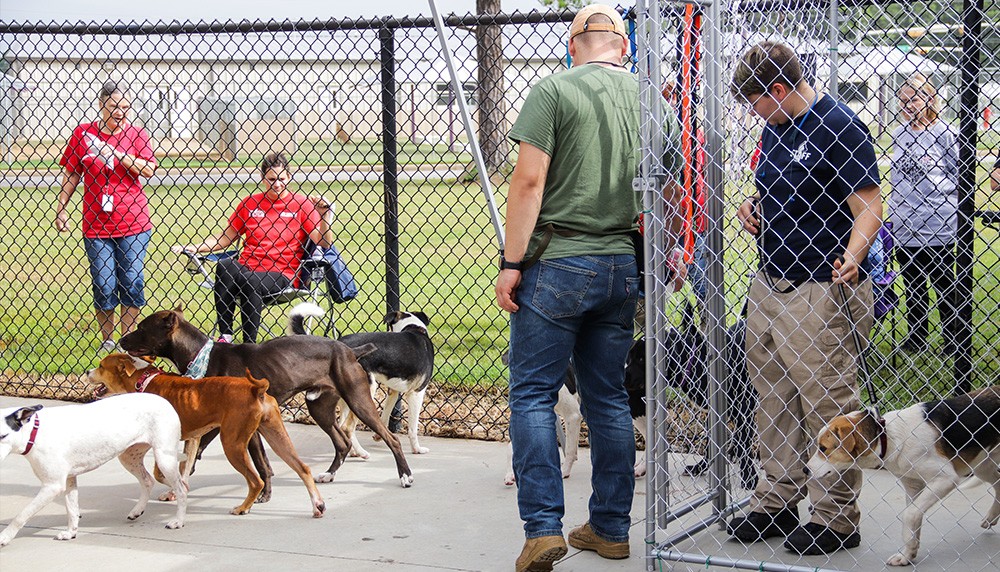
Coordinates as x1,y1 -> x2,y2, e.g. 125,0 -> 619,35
259,151 -> 290,177
98,80 -> 127,102
899,73 -> 941,123
730,42 -> 803,100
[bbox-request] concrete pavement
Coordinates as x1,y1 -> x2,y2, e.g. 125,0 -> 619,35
2,395 -> 998,571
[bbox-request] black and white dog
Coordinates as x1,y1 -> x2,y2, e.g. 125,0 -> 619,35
626,304 -> 758,489
334,311 -> 435,457
503,350 -> 648,485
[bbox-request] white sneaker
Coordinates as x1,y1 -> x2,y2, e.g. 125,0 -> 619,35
98,339 -> 119,355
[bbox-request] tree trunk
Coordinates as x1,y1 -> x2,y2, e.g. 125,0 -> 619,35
476,0 -> 509,179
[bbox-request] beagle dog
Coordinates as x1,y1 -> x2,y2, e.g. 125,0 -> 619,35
807,387 -> 1000,566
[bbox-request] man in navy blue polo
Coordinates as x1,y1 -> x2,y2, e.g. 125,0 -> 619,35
726,41 -> 883,556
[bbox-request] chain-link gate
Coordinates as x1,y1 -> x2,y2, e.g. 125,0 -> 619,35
1,3 -> 1000,569
636,0 -> 1000,570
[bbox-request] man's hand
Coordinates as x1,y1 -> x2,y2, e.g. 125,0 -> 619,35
737,197 -> 761,235
833,252 -> 860,285
495,269 -> 522,313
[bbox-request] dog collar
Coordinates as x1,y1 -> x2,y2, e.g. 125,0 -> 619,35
20,415 -> 40,455
876,416 -> 888,461
136,368 -> 161,392
186,339 -> 214,379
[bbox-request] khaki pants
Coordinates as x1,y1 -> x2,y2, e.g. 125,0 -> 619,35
745,273 -> 874,535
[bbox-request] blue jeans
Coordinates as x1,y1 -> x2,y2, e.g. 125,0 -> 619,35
508,254 -> 639,542
83,231 -> 151,310
688,232 -> 708,302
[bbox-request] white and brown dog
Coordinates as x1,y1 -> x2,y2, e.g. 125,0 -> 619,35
807,387 -> 1000,566
0,394 -> 187,546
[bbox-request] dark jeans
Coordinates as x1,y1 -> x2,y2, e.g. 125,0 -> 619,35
508,254 -> 639,542
214,258 -> 290,343
896,243 -> 958,347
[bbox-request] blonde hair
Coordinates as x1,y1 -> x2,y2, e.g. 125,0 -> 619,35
900,73 -> 940,123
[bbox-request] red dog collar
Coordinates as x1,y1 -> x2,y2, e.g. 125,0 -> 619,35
136,367 -> 162,393
21,415 -> 40,455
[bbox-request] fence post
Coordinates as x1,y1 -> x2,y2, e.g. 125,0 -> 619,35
380,25 -> 400,316
954,0 -> 983,395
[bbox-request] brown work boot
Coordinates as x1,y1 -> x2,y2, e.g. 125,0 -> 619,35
515,535 -> 568,572
568,522 -> 629,559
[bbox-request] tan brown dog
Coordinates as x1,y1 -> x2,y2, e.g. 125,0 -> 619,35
808,388 -> 1000,566
88,353 -> 325,518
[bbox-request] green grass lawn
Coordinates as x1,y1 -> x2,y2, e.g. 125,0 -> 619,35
2,164 -> 999,406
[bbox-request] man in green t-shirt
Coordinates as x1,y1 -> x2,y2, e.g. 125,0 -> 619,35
495,5 -> 682,571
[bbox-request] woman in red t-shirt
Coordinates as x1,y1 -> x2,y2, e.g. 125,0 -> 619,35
172,152 -> 334,342
55,81 -> 158,354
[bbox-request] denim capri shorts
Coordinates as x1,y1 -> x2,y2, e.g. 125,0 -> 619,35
83,230 -> 151,310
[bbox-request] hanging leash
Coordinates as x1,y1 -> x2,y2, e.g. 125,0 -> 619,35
834,254 -> 880,415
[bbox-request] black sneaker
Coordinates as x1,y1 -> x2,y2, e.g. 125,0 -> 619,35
783,522 -> 860,555
727,508 -> 799,543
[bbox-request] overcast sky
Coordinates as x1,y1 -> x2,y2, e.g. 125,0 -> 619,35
0,0 -> 552,24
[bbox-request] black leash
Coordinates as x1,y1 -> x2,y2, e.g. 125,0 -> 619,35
834,254 -> 879,414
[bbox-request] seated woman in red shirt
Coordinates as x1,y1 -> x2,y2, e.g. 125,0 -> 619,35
172,152 -> 333,342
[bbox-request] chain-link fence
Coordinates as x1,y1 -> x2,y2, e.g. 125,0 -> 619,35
2,3 -> 1000,567
0,10 -> 585,441
636,0 -> 1000,570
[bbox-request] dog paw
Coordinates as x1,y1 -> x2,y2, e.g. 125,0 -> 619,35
634,464 -> 647,478
231,506 -> 252,515
314,472 -> 336,483
164,519 -> 184,530
981,516 -> 999,529
313,501 -> 326,518
55,530 -> 77,541
504,474 -> 516,486
158,491 -> 177,502
255,490 -> 271,504
886,552 -> 913,566
400,474 -> 414,488
0,535 -> 11,547
349,448 -> 371,460
412,446 -> 430,454
127,510 -> 144,521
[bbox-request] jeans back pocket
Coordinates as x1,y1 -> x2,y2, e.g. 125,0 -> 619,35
532,260 -> 597,320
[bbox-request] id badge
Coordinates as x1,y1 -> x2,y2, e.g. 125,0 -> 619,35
101,194 -> 114,212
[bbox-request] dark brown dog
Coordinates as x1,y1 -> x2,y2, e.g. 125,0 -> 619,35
88,353 -> 326,518
119,306 -> 413,495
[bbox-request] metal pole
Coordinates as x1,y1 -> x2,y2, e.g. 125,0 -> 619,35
827,0 -> 839,98
954,0 -> 983,395
427,0 -> 505,252
704,0 -> 730,518
379,27 -> 400,315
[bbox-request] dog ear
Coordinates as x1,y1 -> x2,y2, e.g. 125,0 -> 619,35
413,311 -> 430,325
119,355 -> 138,378
831,423 -> 857,457
163,310 -> 179,331
173,302 -> 186,316
382,312 -> 401,329
6,405 -> 42,430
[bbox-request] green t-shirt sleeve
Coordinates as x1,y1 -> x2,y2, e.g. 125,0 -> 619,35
509,79 -> 557,156
661,109 -> 683,181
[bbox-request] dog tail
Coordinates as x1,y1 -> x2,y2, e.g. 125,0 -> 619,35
350,343 -> 377,360
288,302 -> 326,336
245,368 -> 270,400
